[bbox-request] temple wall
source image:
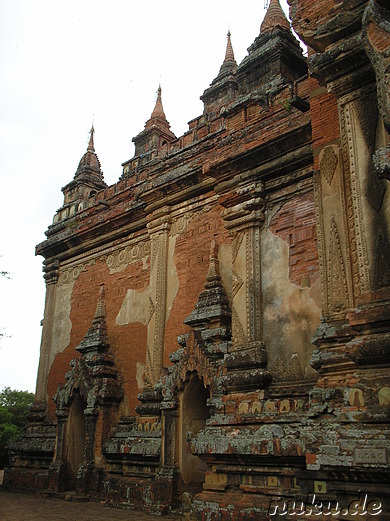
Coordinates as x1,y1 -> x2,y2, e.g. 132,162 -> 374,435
7,0 -> 390,515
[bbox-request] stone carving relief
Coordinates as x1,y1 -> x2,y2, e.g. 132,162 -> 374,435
246,227 -> 262,343
231,271 -> 244,298
169,203 -> 214,238
327,217 -> 349,314
59,260 -> 96,286
106,240 -> 150,273
58,238 -> 151,285
273,352 -> 305,383
232,231 -> 245,263
232,306 -> 246,347
340,100 -> 370,295
145,209 -> 171,387
320,146 -> 338,186
313,171 -> 327,316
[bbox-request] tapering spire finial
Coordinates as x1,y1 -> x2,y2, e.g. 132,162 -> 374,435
205,239 -> 221,288
224,28 -> 236,63
150,83 -> 165,119
88,124 -> 95,152
93,283 -> 106,322
260,0 -> 291,34
76,283 -> 109,354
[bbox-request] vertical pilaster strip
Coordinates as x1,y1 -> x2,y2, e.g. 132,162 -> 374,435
222,196 -> 265,349
146,206 -> 171,386
35,260 -> 59,403
221,190 -> 271,391
247,224 -> 262,343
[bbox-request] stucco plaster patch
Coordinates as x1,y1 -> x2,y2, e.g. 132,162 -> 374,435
50,280 -> 75,369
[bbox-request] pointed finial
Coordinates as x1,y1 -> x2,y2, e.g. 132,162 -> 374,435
88,124 -> 95,152
149,83 -> 166,121
260,0 -> 291,34
93,283 -> 106,322
224,28 -> 236,63
205,239 -> 221,288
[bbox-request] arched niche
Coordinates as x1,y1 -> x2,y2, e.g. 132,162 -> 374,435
178,372 -> 210,490
64,390 -> 86,487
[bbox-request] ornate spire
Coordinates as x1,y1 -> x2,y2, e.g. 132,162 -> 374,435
150,84 -> 166,120
184,240 -> 231,330
218,29 -> 237,76
201,30 -> 238,115
77,284 -> 109,354
224,30 -> 236,64
260,0 -> 291,34
145,84 -> 170,131
93,283 -> 106,323
87,124 -> 95,152
205,240 -> 222,289
74,125 -> 104,182
132,83 -> 176,157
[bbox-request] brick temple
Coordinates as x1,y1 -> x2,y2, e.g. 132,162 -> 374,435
5,0 -> 390,518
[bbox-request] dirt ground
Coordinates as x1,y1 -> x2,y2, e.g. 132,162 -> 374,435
0,489 -> 183,521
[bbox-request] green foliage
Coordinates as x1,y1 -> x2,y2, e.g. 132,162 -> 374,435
0,387 -> 34,467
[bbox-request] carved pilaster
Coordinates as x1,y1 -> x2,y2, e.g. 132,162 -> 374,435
314,145 -> 354,321
35,259 -> 59,403
339,90 -> 390,298
145,206 -> 171,386
221,189 -> 271,391
312,88 -> 390,375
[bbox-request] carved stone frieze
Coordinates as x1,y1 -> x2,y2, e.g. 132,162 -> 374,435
106,240 -> 150,272
57,238 -> 151,285
169,202 -> 215,237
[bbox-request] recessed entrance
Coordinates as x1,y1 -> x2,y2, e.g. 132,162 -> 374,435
64,390 -> 86,488
179,373 -> 210,493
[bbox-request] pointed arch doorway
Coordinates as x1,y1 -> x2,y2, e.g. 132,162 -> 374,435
178,372 -> 210,495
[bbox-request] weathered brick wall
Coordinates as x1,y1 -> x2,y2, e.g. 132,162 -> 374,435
269,191 -> 319,287
309,79 -> 340,171
164,204 -> 231,364
47,257 -> 150,420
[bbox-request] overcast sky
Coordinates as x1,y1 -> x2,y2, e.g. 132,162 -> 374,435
0,0 -> 292,393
